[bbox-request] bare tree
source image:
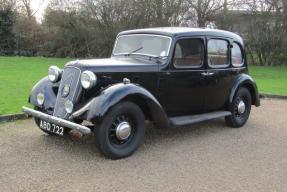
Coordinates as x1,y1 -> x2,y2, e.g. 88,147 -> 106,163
0,0 -> 17,10
5,0 -> 286,63
18,0 -> 45,18
283,0 -> 287,31
185,0 -> 228,27
238,0 -> 286,66
146,0 -> 187,26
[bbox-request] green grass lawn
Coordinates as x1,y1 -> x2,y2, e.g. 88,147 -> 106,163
0,56 -> 286,115
249,66 -> 287,96
0,57 -> 72,115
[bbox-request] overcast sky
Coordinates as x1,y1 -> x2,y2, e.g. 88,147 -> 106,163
31,0 -> 50,21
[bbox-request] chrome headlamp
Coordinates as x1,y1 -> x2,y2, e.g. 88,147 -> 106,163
81,71 -> 97,89
48,66 -> 62,83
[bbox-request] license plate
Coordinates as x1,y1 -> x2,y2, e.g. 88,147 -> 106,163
39,120 -> 64,136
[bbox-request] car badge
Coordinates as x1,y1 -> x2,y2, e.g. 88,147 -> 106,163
62,85 -> 70,97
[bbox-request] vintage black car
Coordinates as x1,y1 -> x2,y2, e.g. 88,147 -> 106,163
23,27 -> 260,159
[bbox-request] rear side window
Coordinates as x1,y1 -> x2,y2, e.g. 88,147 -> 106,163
173,38 -> 204,68
208,39 -> 229,67
232,43 -> 244,66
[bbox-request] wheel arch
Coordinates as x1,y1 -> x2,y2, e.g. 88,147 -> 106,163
229,74 -> 260,107
29,77 -> 59,112
121,95 -> 152,120
77,83 -> 170,128
241,82 -> 258,106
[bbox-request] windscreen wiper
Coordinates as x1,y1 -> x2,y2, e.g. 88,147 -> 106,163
124,47 -> 143,56
149,55 -> 168,60
146,55 -> 168,64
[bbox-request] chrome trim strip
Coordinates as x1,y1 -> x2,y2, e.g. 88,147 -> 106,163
23,106 -> 91,134
68,66 -> 81,103
168,66 -> 246,72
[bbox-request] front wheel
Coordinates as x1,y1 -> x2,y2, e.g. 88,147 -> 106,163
225,87 -> 252,128
95,101 -> 145,159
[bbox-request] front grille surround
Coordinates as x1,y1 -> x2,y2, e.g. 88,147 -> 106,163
53,66 -> 82,119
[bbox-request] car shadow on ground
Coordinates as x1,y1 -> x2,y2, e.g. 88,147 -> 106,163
37,118 -> 231,160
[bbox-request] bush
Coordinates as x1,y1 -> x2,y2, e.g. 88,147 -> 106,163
245,12 -> 287,66
0,7 -> 15,56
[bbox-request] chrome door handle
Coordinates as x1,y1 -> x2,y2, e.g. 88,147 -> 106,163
207,72 -> 214,76
201,72 -> 208,76
201,72 -> 214,76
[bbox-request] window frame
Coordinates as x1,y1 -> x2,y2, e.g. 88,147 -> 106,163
231,42 -> 245,67
172,37 -> 205,69
112,34 -> 173,58
207,38 -> 231,69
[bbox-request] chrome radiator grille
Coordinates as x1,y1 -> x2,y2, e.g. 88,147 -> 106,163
53,67 -> 81,119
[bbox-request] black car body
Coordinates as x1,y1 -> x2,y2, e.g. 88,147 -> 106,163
23,27 -> 260,159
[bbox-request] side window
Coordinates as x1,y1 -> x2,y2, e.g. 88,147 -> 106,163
232,43 -> 244,66
173,38 -> 204,68
208,39 -> 229,67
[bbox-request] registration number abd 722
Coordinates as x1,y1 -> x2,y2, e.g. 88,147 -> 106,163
39,120 -> 64,136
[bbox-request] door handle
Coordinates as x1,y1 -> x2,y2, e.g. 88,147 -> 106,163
207,72 -> 214,76
201,72 -> 208,76
201,72 -> 214,76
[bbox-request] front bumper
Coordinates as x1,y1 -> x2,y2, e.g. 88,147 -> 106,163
22,106 -> 91,134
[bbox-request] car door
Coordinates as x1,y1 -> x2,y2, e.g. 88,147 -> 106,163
159,37 -> 206,117
203,37 -> 233,112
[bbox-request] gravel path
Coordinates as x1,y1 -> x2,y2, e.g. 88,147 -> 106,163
0,99 -> 287,192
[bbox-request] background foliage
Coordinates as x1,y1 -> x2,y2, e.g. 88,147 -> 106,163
0,4 -> 15,55
0,0 -> 287,66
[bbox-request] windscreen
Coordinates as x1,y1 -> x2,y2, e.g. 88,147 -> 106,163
113,34 -> 172,58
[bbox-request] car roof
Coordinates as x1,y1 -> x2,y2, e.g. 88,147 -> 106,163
118,27 -> 243,44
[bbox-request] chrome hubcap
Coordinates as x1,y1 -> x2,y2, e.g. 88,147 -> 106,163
237,100 -> 246,114
115,121 -> 132,140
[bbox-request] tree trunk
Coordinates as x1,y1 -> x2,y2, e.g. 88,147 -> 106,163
196,0 -> 205,27
221,0 -> 228,30
283,0 -> 287,32
197,16 -> 206,27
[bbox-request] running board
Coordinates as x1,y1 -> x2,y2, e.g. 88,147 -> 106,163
170,111 -> 231,126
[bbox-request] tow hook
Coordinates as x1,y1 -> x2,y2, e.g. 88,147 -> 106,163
69,130 -> 83,140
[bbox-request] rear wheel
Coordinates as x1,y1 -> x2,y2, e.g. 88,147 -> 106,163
225,87 -> 252,128
95,101 -> 145,159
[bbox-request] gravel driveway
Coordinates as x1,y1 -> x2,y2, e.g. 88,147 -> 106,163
0,99 -> 287,192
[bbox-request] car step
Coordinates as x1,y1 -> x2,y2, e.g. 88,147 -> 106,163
170,111 -> 231,126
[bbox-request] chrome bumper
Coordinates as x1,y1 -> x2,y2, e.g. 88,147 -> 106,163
22,107 -> 91,134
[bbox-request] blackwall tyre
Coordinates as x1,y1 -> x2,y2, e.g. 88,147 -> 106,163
225,87 -> 252,128
95,101 -> 145,159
